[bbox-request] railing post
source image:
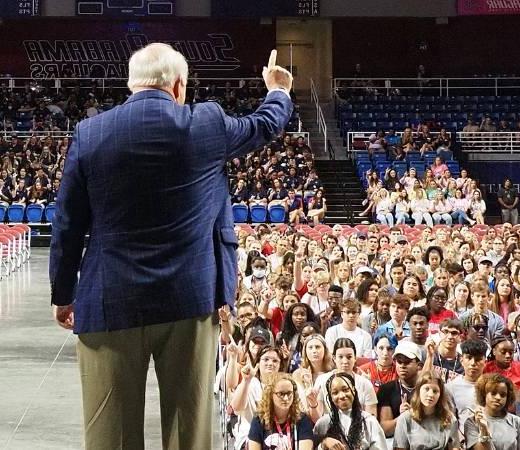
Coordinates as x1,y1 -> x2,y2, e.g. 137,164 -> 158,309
495,78 -> 498,96
511,132 -> 514,154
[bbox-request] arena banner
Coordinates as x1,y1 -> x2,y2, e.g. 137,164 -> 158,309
458,0 -> 520,15
0,19 -> 275,78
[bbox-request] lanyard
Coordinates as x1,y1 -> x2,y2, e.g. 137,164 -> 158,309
275,421 -> 292,450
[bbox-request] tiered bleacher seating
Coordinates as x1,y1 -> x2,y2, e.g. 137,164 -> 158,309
355,150 -> 460,188
338,94 -> 520,135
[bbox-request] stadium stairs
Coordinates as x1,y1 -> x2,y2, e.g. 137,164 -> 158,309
314,159 -> 366,225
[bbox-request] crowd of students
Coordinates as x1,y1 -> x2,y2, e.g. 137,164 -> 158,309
361,158 -> 486,228
217,221 -> 520,449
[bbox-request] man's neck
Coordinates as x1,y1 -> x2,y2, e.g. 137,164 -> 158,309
474,305 -> 487,315
439,344 -> 457,359
342,322 -> 357,332
412,336 -> 427,345
401,376 -> 416,388
392,318 -> 404,327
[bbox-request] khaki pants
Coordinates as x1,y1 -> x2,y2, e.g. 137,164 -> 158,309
77,313 -> 218,450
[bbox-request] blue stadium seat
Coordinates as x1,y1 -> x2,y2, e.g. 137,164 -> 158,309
45,203 -> 56,224
446,161 -> 460,173
0,204 -> 6,222
406,152 -> 422,161
7,204 -> 25,223
269,205 -> 286,223
359,121 -> 376,129
392,161 -> 408,177
250,205 -> 267,223
232,204 -> 249,223
26,204 -> 44,223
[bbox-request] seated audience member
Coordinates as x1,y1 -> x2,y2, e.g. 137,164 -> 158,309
267,178 -> 288,211
229,345 -> 284,450
27,180 -> 48,206
431,190 -> 453,225
459,281 -> 505,343
306,189 -> 326,226
230,178 -> 248,205
301,271 -> 330,316
450,188 -> 475,225
0,178 -> 13,205
483,336 -> 520,388
468,189 -> 486,225
377,341 -> 423,439
425,287 -> 457,335
47,179 -> 60,203
286,189 -> 305,225
11,179 -> 28,205
431,157 -> 448,179
410,189 -> 434,227
325,299 -> 372,358
319,284 -> 344,334
402,307 -> 429,359
313,372 -> 388,450
464,373 -> 520,450
445,339 -> 487,440
311,338 -> 378,420
375,294 -> 411,340
393,371 -> 460,450
423,319 -> 465,383
358,332 -> 398,393
303,169 -> 322,198
375,189 -> 395,226
247,373 -> 314,450
249,180 -> 269,206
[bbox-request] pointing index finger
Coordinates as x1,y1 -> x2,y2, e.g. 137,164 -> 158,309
268,50 -> 277,69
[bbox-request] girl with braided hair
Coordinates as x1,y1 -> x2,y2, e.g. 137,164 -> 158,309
313,372 -> 387,450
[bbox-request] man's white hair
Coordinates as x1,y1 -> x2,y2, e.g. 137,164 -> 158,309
127,43 -> 188,92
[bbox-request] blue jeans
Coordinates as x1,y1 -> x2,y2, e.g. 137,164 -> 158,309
451,210 -> 471,225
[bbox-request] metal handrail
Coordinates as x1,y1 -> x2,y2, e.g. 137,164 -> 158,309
333,77 -> 520,97
327,139 -> 335,160
457,131 -> 520,154
310,78 -> 327,156
0,76 -> 264,94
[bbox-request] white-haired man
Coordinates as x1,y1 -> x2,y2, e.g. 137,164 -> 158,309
49,43 -> 293,449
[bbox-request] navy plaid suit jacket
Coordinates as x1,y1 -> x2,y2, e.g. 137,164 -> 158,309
49,89 -> 292,333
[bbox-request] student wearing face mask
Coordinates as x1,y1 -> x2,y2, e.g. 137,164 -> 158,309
243,256 -> 270,294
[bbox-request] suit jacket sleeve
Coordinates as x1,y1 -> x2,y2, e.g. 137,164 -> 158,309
220,90 -> 293,160
49,125 -> 92,306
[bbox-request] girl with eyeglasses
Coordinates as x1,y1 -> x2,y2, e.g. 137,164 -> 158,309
425,286 -> 457,335
314,372 -> 388,450
393,372 -> 460,450
230,345 -> 284,450
248,373 -> 314,450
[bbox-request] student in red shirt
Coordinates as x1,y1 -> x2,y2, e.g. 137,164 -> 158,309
484,336 -> 520,388
426,286 -> 457,335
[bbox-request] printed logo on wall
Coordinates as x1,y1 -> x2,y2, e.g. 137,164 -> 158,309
0,20 -> 275,78
458,0 -> 520,15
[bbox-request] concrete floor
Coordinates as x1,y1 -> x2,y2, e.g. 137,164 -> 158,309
0,249 -> 224,450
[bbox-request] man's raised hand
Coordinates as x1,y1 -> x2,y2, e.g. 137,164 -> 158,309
262,49 -> 293,93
